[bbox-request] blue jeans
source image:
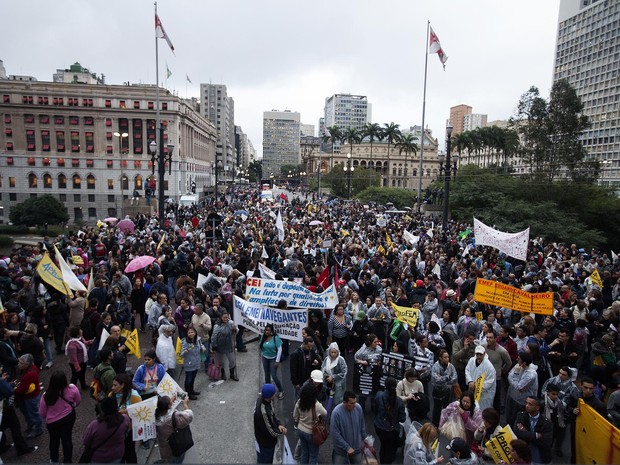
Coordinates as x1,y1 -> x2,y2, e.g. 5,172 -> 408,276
298,430 -> 319,465
261,356 -> 283,393
21,395 -> 42,433
257,445 -> 275,464
184,369 -> 197,389
333,451 -> 363,464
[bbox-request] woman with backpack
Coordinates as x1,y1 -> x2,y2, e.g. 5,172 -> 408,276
39,371 -> 81,464
293,382 -> 327,465
211,312 -> 238,381
259,324 -> 284,399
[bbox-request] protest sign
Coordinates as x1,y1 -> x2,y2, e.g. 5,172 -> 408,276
379,352 -> 414,387
352,363 -> 381,396
392,304 -> 419,328
474,278 -> 553,315
245,278 -> 337,309
575,399 -> 620,465
121,328 -> 142,359
156,373 -> 185,409
474,373 -> 485,403
233,296 -> 305,342
473,218 -> 529,261
126,396 -> 157,441
485,424 -> 515,464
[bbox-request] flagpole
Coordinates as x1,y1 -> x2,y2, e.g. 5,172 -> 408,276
417,20 -> 430,213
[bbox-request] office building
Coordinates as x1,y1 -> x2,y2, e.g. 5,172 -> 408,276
323,94 -> 370,152
262,110 -> 300,177
300,123 -> 315,137
200,83 -> 236,181
449,104 -> 472,135
462,113 -> 488,132
554,0 -> 620,189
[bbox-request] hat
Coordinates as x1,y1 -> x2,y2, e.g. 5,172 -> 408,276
415,280 -> 424,288
356,310 -> 367,321
475,345 -> 486,354
446,289 -> 456,298
311,370 -> 324,383
446,438 -> 469,455
261,383 -> 277,399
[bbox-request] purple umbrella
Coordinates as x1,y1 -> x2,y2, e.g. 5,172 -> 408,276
125,255 -> 157,273
117,219 -> 135,233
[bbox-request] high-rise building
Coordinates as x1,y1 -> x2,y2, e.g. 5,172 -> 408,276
262,110 -> 300,178
449,104 -> 472,135
323,94 -> 370,152
463,113 -> 488,132
235,125 -> 256,169
300,123 -> 315,137
554,0 -> 620,189
200,83 -> 235,181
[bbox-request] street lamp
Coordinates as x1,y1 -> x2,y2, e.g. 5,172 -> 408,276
149,139 -> 175,220
212,160 -> 223,198
438,122 -> 453,231
343,152 -> 354,199
316,155 -> 322,196
113,132 -> 128,217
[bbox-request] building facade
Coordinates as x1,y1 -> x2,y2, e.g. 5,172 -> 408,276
554,0 -> 620,190
0,78 -> 216,224
235,125 -> 256,169
449,104 -> 473,136
262,110 -> 300,178
462,113 -> 488,132
323,94 -> 370,152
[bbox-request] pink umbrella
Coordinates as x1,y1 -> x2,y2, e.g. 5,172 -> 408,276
117,219 -> 135,233
124,255 -> 156,273
104,217 -> 119,224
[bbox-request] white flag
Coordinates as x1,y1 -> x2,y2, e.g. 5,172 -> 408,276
429,26 -> 448,69
156,373 -> 185,409
52,244 -> 87,292
155,14 -> 175,52
276,210 -> 285,242
126,396 -> 157,441
98,328 -> 110,351
403,230 -> 419,246
473,217 -> 529,262
261,246 -> 269,259
612,250 -> 618,262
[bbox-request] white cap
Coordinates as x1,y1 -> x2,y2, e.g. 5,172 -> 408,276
310,370 -> 323,383
475,345 -> 486,354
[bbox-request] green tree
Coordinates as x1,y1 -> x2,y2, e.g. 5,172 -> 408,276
322,125 -> 342,172
355,187 -> 417,209
248,160 -> 262,183
362,123 -> 384,174
10,194 -> 69,226
326,165 -> 379,198
394,133 -> 419,189
383,122 -> 402,186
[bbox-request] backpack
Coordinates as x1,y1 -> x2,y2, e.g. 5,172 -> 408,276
80,311 -> 96,340
89,365 -> 114,401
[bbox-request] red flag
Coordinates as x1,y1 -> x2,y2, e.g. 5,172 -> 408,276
429,26 -> 448,69
155,14 -> 175,52
279,193 -> 288,202
317,266 -> 329,290
334,264 -> 339,290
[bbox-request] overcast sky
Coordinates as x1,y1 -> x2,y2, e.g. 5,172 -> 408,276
2,0 -> 561,155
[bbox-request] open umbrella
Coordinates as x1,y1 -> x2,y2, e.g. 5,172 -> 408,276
117,219 -> 135,234
234,209 -> 249,216
309,220 -> 323,226
125,255 -> 156,273
103,217 -> 118,224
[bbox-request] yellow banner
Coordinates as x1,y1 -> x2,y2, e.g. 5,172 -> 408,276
36,252 -> 71,296
175,337 -> 184,365
386,232 -> 393,249
474,373 -> 485,403
485,424 -> 515,464
590,269 -> 603,288
392,304 -> 419,328
473,278 -> 553,315
576,399 -> 620,465
121,328 -> 142,360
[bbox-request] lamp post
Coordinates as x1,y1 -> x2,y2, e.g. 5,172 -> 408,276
213,160 -> 222,199
439,122 -> 453,231
316,155 -> 322,196
113,131 -> 128,217
344,152 -> 354,199
149,138 -> 175,221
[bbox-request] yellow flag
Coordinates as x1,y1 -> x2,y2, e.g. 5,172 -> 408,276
157,233 -> 166,252
175,337 -> 184,365
96,220 -> 105,228
340,229 -> 350,237
386,232 -> 393,249
71,252 -> 84,265
474,373 -> 486,403
227,242 -> 233,254
121,328 -> 142,359
575,398 -> 620,465
392,304 -> 419,328
590,269 -> 603,288
376,245 -> 386,256
36,252 -> 71,296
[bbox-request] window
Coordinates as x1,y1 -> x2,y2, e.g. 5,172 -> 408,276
121,175 -> 128,190
6,142 -> 13,151
3,95 -> 9,103
57,194 -> 66,202
82,99 -> 93,107
135,175 -> 143,190
106,132 -> 113,140
108,207 -> 116,217
105,99 -> 112,108
108,194 -> 115,202
55,115 -> 64,124
9,193 -> 16,201
41,130 -> 50,151
39,115 -> 50,124
133,119 -> 143,154
9,177 -> 15,188
71,131 -> 80,152
24,114 -> 35,124
22,95 -> 34,104
72,159 -> 80,167
74,208 -> 83,222
56,130 -> 65,152
85,132 -> 94,153
72,175 -> 81,189
87,175 -> 95,189
119,100 -> 126,109
3,115 -> 10,124
162,102 -> 168,110
108,179 -> 114,190
133,101 -> 140,109
69,116 -> 79,125
88,208 -> 97,218
148,101 -> 154,110
74,194 -> 81,202
4,129 -> 12,137
26,129 -> 35,151
106,160 -> 113,168
44,173 -> 52,188
134,160 -> 142,169
106,145 -> 113,154
86,159 -> 94,168
84,117 -> 94,126
57,158 -> 65,167
58,174 -> 67,188
88,194 -> 95,202
105,118 -> 112,127
37,96 -> 49,105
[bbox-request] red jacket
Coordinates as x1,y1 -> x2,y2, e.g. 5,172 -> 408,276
15,365 -> 40,400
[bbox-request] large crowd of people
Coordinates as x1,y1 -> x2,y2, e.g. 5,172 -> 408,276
0,185 -> 618,465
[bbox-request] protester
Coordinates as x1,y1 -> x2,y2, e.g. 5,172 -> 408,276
321,342 -> 348,405
439,390 -> 482,442
330,390 -> 368,465
82,396 -> 130,463
155,396 -> 194,463
254,384 -> 287,464
373,377 -> 406,464
293,382 -> 327,465
259,324 -> 285,399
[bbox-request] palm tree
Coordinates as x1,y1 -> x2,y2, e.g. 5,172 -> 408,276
383,122 -> 401,187
322,125 -> 342,172
343,127 -> 361,185
395,133 -> 419,190
363,123 -> 384,173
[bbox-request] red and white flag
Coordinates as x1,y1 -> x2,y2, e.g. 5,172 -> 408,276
317,266 -> 329,290
155,14 -> 175,53
429,26 -> 447,69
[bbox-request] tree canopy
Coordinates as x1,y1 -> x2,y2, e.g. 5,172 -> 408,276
9,195 -> 69,227
356,187 -> 417,210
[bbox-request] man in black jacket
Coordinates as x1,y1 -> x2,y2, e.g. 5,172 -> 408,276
289,337 -> 322,397
513,396 -> 553,464
254,384 -> 286,464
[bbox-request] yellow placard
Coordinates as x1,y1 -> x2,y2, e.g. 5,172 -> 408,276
473,278 -> 553,315
575,399 -> 620,465
36,252 -> 71,296
392,304 -> 419,328
121,328 -> 142,360
590,269 -> 603,288
474,373 -> 485,403
485,424 -> 515,464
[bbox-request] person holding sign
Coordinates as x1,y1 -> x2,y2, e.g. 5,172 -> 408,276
465,345 -> 496,411
439,391 -> 482,442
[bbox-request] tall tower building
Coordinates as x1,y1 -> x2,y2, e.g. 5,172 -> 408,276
554,0 -> 620,189
262,110 -> 300,178
463,113 -> 488,132
449,104 -> 472,135
200,83 -> 235,180
323,94 -> 370,152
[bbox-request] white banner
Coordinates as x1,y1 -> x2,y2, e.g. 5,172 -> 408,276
259,262 -> 276,280
403,230 -> 419,246
245,277 -> 337,309
233,296 -> 305,342
473,218 -> 530,262
126,396 -> 157,441
156,373 -> 186,410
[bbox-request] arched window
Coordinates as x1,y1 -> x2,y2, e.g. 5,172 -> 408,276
72,174 -> 81,189
58,174 -> 67,189
87,174 -> 95,190
134,175 -> 143,190
28,173 -> 38,188
121,174 -> 128,191
44,173 -> 52,188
